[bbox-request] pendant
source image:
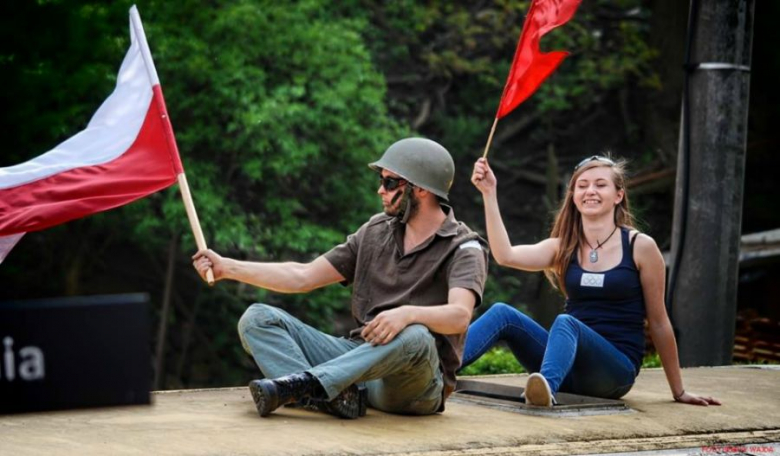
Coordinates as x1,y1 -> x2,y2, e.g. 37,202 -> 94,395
589,250 -> 598,263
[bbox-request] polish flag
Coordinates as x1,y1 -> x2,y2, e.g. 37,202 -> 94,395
0,6 -> 183,264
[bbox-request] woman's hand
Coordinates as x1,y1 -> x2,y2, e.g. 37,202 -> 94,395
471,158 -> 497,196
675,390 -> 721,406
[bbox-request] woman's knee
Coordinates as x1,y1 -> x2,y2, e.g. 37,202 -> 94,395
485,302 -> 536,328
486,302 -> 516,318
548,314 -> 582,342
483,302 -> 527,324
552,314 -> 578,328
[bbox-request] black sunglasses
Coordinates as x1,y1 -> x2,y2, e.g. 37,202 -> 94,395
379,176 -> 407,191
574,155 -> 616,171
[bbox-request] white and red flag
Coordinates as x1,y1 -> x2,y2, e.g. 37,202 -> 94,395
0,6 -> 186,264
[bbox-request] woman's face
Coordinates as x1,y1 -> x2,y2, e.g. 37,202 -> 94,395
572,165 -> 624,218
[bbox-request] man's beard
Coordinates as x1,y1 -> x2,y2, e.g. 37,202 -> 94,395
384,189 -> 419,220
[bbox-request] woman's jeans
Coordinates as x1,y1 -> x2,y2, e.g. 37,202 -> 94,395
462,303 -> 636,399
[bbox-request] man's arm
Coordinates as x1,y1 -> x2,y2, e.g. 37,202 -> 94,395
360,287 -> 477,346
193,250 -> 345,293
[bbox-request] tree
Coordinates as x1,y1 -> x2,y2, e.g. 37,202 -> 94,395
1,0 -> 403,388
335,1 -> 661,315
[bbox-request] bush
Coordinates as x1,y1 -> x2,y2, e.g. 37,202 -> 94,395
642,352 -> 662,368
459,347 -> 525,376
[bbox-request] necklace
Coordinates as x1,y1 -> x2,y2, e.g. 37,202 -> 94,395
583,225 -> 618,263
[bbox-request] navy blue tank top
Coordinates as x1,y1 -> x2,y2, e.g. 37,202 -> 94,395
564,227 -> 646,372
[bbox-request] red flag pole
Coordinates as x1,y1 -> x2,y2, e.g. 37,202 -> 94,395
130,5 -> 214,285
483,0 -> 581,159
482,117 -> 499,159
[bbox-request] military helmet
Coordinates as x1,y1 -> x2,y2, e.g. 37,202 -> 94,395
368,138 -> 455,201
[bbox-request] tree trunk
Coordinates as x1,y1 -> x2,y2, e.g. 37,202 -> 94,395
669,0 -> 755,367
154,233 -> 179,390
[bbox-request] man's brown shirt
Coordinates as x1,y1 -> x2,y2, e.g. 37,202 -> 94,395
323,206 -> 488,400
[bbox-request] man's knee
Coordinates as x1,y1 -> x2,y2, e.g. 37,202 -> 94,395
396,324 -> 436,355
237,303 -> 279,339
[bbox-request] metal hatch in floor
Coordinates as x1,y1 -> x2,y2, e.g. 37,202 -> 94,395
451,379 -> 632,417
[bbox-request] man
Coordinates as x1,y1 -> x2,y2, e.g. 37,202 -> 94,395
193,137 -> 488,419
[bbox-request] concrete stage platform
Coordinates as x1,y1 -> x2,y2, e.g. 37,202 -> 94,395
1,366 -> 778,455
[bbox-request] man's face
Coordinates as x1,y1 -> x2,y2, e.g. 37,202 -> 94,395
377,170 -> 408,216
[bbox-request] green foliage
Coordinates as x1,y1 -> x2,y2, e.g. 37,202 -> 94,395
460,347 -> 525,376
480,275 -> 527,317
0,1 -> 131,165
143,0 -> 403,256
337,1 -> 657,138
642,352 -> 662,368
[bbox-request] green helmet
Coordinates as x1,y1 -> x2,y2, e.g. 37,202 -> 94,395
368,137 -> 455,201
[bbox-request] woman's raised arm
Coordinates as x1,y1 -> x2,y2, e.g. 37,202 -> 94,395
471,158 -> 558,271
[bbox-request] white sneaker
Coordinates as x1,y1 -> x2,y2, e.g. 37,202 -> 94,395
525,373 -> 554,408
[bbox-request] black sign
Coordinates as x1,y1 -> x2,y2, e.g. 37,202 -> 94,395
0,293 -> 151,414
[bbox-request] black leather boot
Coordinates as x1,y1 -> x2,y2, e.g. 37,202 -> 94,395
248,372 -> 320,417
310,384 -> 368,419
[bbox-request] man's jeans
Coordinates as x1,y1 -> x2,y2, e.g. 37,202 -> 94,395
462,303 -> 636,399
238,303 -> 444,415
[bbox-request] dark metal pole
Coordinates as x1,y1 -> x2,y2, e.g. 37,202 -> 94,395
669,0 -> 755,367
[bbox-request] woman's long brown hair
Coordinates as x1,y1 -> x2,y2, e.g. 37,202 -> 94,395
544,157 -> 636,296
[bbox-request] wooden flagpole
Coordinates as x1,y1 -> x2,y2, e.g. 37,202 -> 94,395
482,117 -> 499,159
131,6 -> 214,285
177,173 -> 214,285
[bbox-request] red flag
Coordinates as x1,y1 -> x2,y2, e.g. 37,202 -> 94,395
0,6 -> 183,262
496,0 -> 581,119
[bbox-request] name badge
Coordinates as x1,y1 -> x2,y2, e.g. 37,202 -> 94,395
580,273 -> 605,288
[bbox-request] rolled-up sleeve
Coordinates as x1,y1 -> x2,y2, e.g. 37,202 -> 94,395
446,239 -> 489,307
323,223 -> 366,285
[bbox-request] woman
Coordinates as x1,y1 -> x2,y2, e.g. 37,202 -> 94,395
464,155 -> 720,407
